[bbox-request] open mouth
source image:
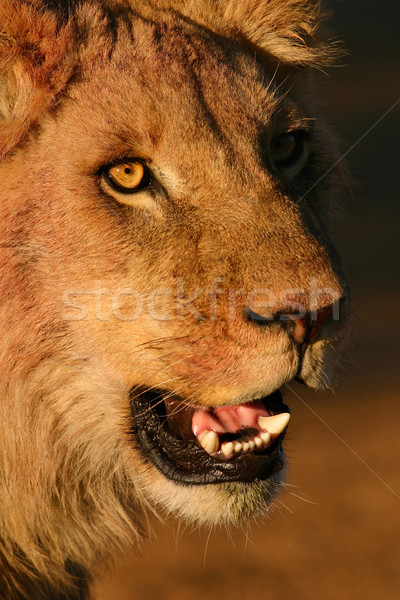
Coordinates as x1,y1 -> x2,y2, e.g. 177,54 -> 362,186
130,388 -> 290,486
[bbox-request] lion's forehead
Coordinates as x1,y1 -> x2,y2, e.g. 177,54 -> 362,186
66,10 -> 279,164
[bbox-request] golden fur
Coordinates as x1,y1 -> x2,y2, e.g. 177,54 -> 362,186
0,1 -> 350,598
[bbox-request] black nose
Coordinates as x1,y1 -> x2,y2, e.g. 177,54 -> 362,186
245,301 -> 342,344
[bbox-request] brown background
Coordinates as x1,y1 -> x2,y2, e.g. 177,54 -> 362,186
93,2 -> 400,598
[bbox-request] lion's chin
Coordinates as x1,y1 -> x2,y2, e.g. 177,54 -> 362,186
129,387 -> 290,487
133,458 -> 285,527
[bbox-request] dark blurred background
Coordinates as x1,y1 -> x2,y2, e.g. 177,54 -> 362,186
93,2 -> 400,598
324,0 -> 400,390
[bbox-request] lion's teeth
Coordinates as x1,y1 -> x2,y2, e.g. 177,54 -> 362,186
196,414 -> 290,458
258,413 -> 290,437
260,431 -> 271,446
198,431 -> 219,455
234,442 -> 242,454
221,441 -> 234,458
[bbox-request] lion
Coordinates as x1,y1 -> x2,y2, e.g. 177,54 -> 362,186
0,0 -> 351,598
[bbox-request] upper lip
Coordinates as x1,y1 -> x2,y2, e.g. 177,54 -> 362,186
129,387 -> 290,485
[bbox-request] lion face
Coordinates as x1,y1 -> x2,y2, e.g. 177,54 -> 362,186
0,0 -> 351,595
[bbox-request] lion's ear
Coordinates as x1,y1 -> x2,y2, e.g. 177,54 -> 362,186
168,0 -> 340,67
0,1 -> 72,158
222,0 -> 335,66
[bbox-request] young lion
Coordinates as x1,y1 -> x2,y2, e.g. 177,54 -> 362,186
0,0 -> 350,598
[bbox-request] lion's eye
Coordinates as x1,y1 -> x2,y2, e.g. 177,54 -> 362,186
270,132 -> 309,178
102,160 -> 151,194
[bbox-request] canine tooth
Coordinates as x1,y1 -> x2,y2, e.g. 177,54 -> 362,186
221,442 -> 234,458
260,431 -> 271,446
254,436 -> 263,448
234,442 -> 242,454
198,431 -> 219,455
242,442 -> 250,453
258,413 -> 291,437
248,440 -> 256,450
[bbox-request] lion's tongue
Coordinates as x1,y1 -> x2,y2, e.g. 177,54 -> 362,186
192,401 -> 270,437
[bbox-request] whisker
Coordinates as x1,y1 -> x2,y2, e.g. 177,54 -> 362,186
288,492 -> 319,506
203,527 -> 213,567
275,497 -> 294,515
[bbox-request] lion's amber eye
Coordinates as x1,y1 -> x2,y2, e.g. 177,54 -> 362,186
270,131 -> 309,177
103,161 -> 151,194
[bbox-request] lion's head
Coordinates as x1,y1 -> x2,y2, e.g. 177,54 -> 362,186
0,0 -> 350,597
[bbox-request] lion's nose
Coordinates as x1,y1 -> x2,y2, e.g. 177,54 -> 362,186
245,302 -> 340,345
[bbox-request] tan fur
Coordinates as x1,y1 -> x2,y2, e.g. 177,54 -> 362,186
0,1 -> 350,598
0,0 -> 72,158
